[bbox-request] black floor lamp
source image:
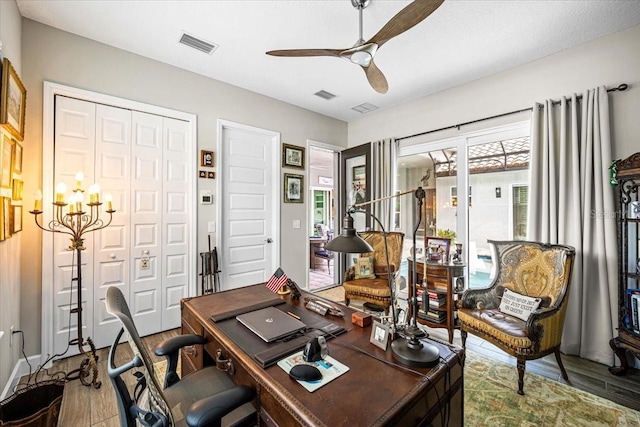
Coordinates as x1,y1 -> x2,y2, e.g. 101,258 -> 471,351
326,187 -> 440,368
30,174 -> 115,388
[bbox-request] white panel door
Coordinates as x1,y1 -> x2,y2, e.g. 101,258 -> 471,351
220,123 -> 279,290
130,111 -> 163,336
52,96 -> 96,357
92,104 -> 131,349
162,118 -> 190,329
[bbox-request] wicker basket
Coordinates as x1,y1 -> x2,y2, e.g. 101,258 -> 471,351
0,380 -> 65,427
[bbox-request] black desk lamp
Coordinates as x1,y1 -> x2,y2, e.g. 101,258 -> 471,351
326,187 -> 440,368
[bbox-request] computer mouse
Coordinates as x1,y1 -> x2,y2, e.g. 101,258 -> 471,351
289,364 -> 322,382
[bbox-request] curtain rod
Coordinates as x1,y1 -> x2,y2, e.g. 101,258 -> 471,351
396,83 -> 629,142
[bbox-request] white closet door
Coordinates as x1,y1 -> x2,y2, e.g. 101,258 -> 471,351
162,118 -> 190,330
130,111 -> 163,336
52,96 -> 96,357
92,104 -> 131,349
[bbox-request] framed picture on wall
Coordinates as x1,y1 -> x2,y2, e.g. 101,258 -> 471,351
200,150 -> 214,167
284,173 -> 304,203
12,140 -> 22,174
0,135 -> 13,190
282,143 -> 305,170
0,58 -> 27,141
11,204 -> 22,233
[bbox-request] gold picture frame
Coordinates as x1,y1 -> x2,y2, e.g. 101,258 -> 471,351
11,204 -> 22,233
12,179 -> 22,201
284,173 -> 304,203
0,58 -> 27,141
282,143 -> 305,170
0,197 -> 10,240
12,140 -> 22,174
0,135 -> 14,190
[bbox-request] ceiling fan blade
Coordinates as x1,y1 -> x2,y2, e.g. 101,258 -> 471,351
266,48 -> 343,58
363,60 -> 388,94
367,0 -> 444,48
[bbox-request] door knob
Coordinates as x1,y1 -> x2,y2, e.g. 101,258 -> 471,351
266,238 -> 273,243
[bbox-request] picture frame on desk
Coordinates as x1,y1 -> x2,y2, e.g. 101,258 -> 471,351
370,320 -> 390,350
426,237 -> 451,262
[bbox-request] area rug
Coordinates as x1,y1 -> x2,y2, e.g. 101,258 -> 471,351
315,286 -> 640,426
464,351 -> 640,426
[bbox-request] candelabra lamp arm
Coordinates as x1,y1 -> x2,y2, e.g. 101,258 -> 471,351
30,211 -> 76,240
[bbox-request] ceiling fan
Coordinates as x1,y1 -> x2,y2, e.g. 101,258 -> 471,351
266,0 -> 445,94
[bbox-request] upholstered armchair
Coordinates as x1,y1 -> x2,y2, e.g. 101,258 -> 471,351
342,231 -> 405,314
458,240 -> 576,395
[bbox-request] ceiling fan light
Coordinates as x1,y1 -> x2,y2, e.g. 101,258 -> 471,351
350,51 -> 372,67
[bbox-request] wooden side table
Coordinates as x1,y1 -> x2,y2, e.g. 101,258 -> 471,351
408,258 -> 465,343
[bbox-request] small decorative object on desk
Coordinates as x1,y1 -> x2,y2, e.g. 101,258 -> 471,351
304,297 -> 344,317
266,267 -> 290,294
370,320 -> 391,350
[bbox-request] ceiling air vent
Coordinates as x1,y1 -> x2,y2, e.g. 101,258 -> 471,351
314,90 -> 337,101
179,32 -> 218,55
351,102 -> 378,114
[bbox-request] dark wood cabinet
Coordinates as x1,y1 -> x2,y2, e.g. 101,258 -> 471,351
610,152 -> 640,375
408,259 -> 465,343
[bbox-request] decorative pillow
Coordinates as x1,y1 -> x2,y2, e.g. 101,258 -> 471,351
498,288 -> 542,321
354,256 -> 376,279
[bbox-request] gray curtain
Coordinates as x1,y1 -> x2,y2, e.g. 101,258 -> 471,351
527,87 -> 618,365
370,138 -> 398,231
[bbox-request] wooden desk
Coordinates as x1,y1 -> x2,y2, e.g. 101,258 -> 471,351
181,284 -> 464,426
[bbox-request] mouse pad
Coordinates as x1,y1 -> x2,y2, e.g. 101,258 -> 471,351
277,350 -> 349,393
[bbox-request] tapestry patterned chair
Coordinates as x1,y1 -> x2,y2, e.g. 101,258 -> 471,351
458,240 -> 576,395
342,231 -> 405,314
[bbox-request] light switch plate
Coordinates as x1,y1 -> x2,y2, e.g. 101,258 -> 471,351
293,220 -> 301,229
208,221 -> 216,233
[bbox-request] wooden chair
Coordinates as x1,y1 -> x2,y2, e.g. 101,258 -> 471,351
342,231 -> 405,314
313,230 -> 334,274
458,240 -> 576,395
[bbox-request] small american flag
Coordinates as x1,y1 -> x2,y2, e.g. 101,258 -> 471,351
266,268 -> 288,293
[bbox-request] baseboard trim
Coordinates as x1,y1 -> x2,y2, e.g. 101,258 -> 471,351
0,353 -> 44,400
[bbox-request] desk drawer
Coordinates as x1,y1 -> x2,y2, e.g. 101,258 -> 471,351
181,320 -> 204,375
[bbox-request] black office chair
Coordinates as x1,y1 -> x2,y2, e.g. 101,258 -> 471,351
105,286 -> 256,427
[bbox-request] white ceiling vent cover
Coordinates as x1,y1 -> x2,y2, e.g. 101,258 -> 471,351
351,102 -> 379,114
179,32 -> 218,54
314,90 -> 337,101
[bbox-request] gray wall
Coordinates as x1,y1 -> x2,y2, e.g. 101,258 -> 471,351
0,0 -> 22,397
19,19 -> 348,357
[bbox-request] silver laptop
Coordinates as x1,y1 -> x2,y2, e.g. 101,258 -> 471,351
236,307 -> 306,343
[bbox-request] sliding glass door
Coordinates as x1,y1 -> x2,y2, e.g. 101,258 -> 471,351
397,122 -> 530,290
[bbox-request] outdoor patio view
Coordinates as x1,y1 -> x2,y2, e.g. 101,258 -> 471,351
396,134 -> 530,291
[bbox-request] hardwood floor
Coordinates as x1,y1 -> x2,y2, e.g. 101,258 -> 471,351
19,321 -> 639,426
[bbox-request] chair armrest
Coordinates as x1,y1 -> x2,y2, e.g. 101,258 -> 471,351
526,306 -> 563,349
155,335 -> 206,388
186,385 -> 255,427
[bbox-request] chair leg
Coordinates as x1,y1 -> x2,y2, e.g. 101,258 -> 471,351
345,297 -> 351,307
460,330 -> 467,348
517,357 -> 526,395
554,348 -> 569,381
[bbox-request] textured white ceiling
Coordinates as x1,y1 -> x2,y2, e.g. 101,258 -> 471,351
17,0 -> 640,122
